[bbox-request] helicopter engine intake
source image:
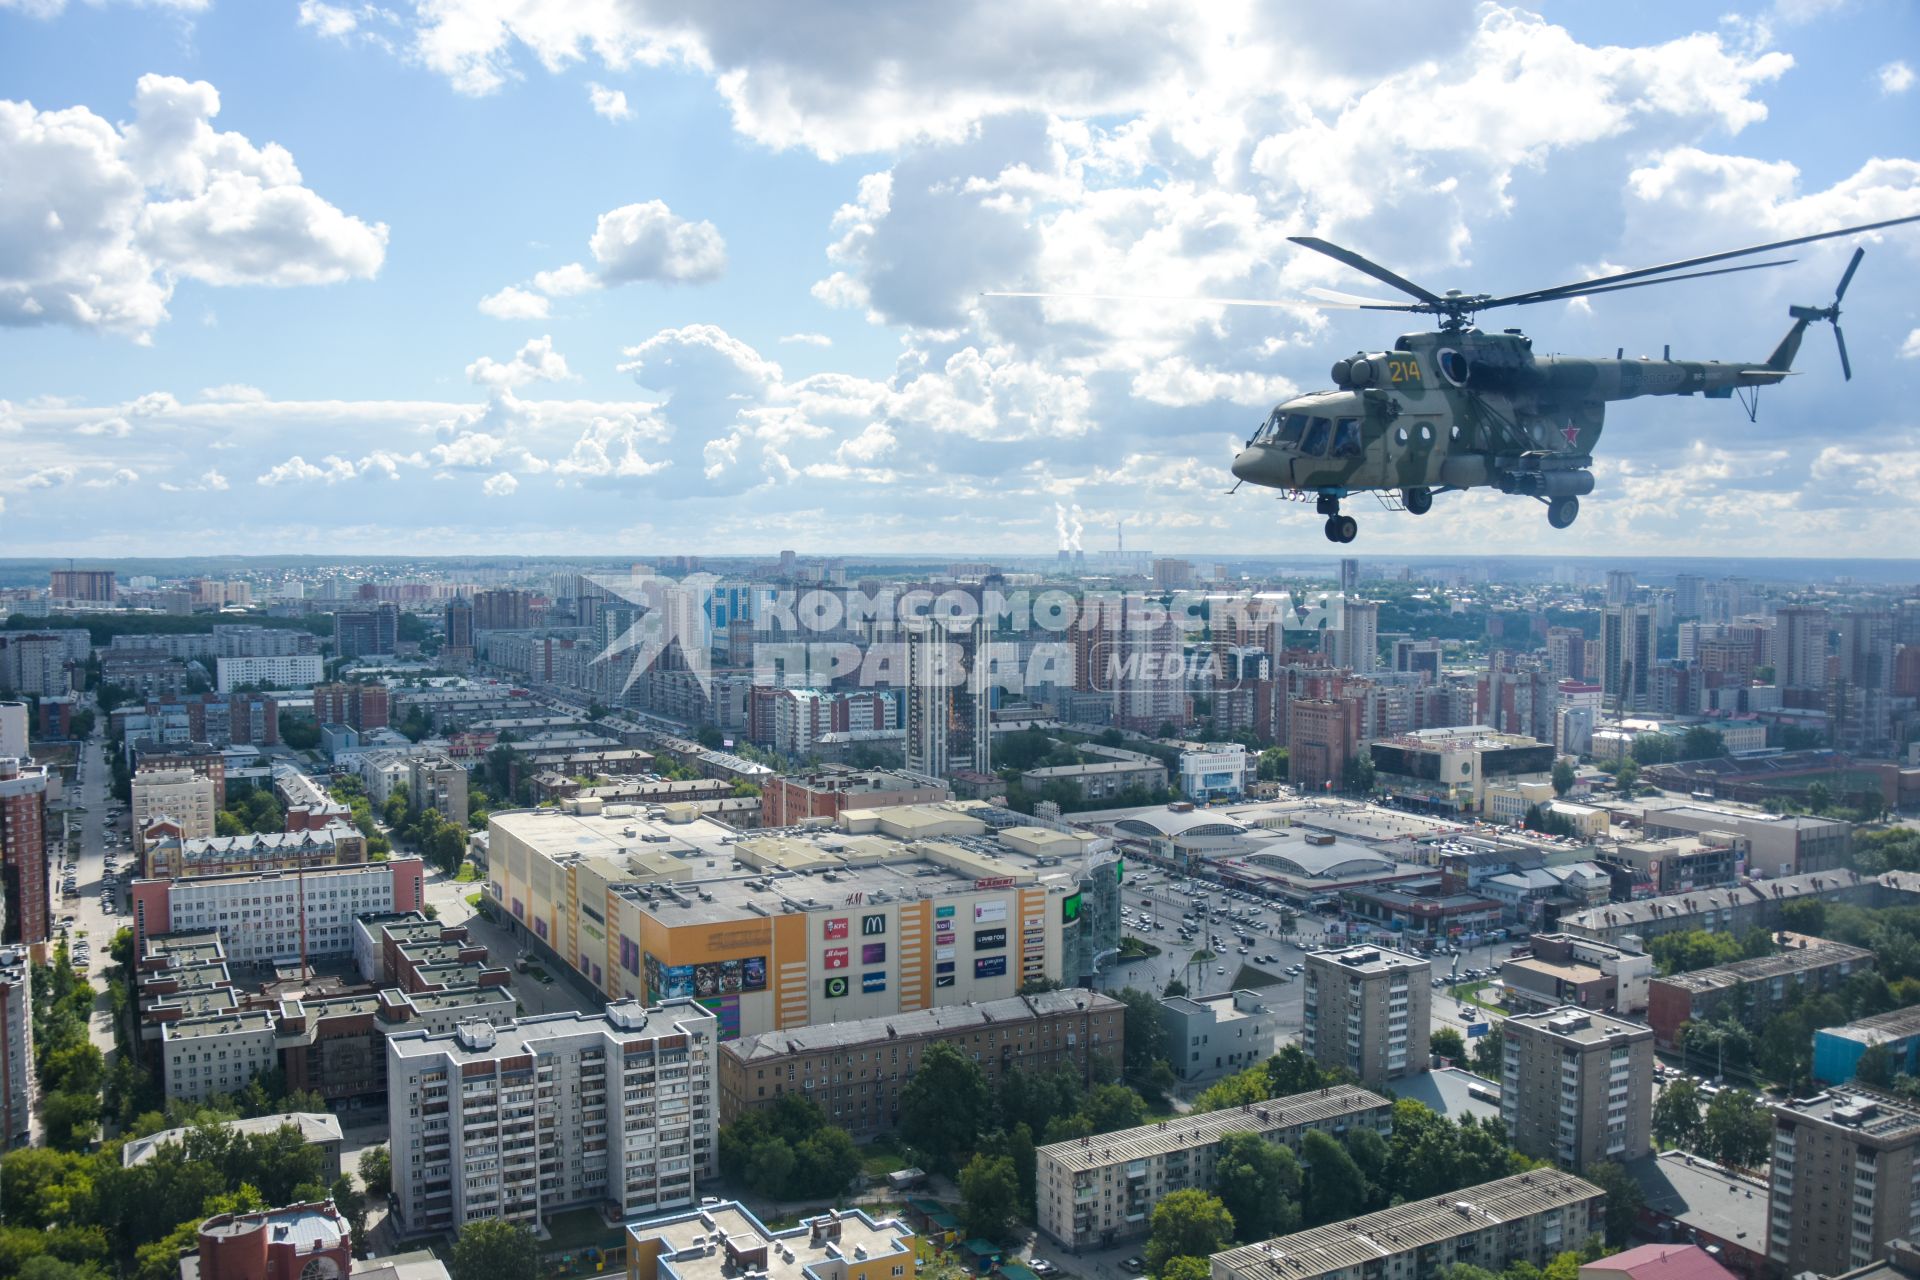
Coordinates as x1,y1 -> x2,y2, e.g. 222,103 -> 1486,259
1331,352 -> 1398,388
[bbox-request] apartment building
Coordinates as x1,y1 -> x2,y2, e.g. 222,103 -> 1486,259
1815,1006 -> 1920,1085
1557,870 -> 1873,946
140,824 -> 369,882
1647,936 -> 1874,1050
1767,1089 -> 1920,1275
1500,1008 -> 1653,1171
0,758 -> 51,945
1303,945 -> 1431,1088
757,768 -> 952,828
131,856 -> 425,959
162,1010 -> 281,1102
312,682 -> 390,731
1209,1169 -> 1605,1280
215,655 -> 325,693
131,768 -> 218,855
625,1203 -> 915,1280
387,1001 -> 718,1235
1499,934 -> 1654,1016
1035,1084 -> 1392,1249
719,990 -> 1123,1137
0,945 -> 32,1147
142,924 -> 514,1102
407,755 -> 469,829
1159,989 -> 1277,1083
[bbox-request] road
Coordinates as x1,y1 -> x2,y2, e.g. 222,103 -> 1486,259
53,730 -> 125,1063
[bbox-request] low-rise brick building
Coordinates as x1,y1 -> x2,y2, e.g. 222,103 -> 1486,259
720,989 -> 1122,1138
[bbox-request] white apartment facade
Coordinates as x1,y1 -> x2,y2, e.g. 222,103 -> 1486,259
131,768 -> 217,854
1036,1085 -> 1392,1249
387,1001 -> 718,1236
215,654 -> 325,693
132,857 -> 426,960
161,1010 -> 279,1103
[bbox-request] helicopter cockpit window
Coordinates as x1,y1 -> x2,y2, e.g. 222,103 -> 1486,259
1331,418 -> 1362,458
1253,409 -> 1284,443
1301,417 -> 1332,456
1438,349 -> 1470,385
1279,414 -> 1309,446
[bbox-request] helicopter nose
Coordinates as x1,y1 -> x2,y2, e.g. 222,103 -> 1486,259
1231,448 -> 1257,481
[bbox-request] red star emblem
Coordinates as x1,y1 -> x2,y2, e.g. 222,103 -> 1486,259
1561,424 -> 1581,447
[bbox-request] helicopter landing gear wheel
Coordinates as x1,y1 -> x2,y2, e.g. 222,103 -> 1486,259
1404,487 -> 1433,515
1324,515 -> 1358,543
1548,496 -> 1580,530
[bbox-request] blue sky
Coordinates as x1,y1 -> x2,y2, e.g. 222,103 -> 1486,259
2,0 -> 1917,558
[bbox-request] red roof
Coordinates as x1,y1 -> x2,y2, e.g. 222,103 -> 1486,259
1582,1244 -> 1739,1280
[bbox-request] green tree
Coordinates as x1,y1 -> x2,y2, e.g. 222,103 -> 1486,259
1301,1128 -> 1368,1227
1581,1161 -> 1644,1247
959,1153 -> 1020,1244
899,1042 -> 992,1172
1265,1043 -> 1331,1097
1652,1078 -> 1705,1150
1008,1122 -> 1038,1220
450,1218 -> 539,1280
1551,758 -> 1576,797
1114,986 -> 1172,1084
1703,1088 -> 1771,1170
1615,758 -> 1639,797
1856,1042 -> 1896,1088
1470,1021 -> 1505,1077
793,1126 -> 860,1197
1807,781 -> 1833,815
357,1145 -> 391,1197
1678,726 -> 1728,761
1159,1259 -> 1211,1280
1146,1189 -> 1234,1277
1343,1125 -> 1391,1211
1213,1132 -> 1302,1242
1257,747 -> 1289,781
1432,1027 -> 1466,1062
1342,752 -> 1377,794
1082,1083 -> 1149,1134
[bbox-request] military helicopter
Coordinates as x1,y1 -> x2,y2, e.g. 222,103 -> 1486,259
991,212 -> 1920,543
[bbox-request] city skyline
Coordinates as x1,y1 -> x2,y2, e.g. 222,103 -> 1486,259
1,2 -> 1917,557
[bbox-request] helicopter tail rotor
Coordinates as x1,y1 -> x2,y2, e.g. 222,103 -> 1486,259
1785,246 -> 1864,381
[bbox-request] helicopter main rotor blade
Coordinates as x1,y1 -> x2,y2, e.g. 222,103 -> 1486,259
1834,246 -> 1864,303
1304,286 -> 1424,311
982,289 -> 1345,309
1497,259 -> 1796,307
1287,236 -> 1446,305
1834,325 -> 1853,381
1480,211 -> 1920,310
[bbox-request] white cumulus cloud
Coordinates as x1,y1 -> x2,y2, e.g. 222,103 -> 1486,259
488,199 -> 726,308
466,336 -> 573,390
1882,62 -> 1917,95
477,285 -> 551,320
779,332 -> 832,347
0,74 -> 386,338
587,82 -> 632,120
481,471 -> 519,497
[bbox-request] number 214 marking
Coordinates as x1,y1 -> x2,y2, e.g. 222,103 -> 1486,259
1387,359 -> 1422,384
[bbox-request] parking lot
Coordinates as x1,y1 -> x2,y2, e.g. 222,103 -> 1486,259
1099,867 -> 1525,1053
